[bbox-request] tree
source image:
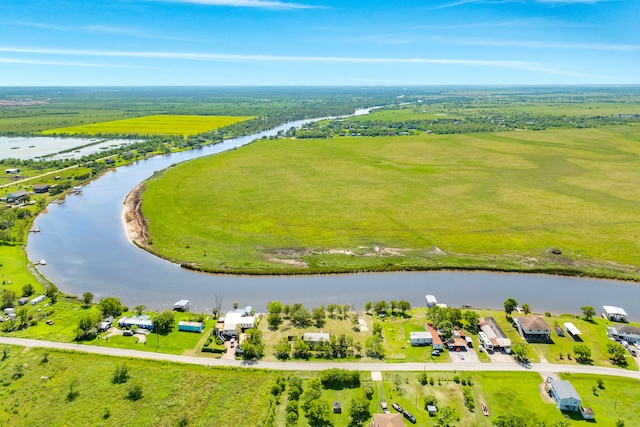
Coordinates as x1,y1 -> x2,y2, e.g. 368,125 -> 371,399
291,307 -> 312,328
390,300 -> 397,314
312,306 -> 326,328
463,310 -> 479,331
16,307 -> 29,328
397,300 -> 411,315
511,344 -> 530,364
267,312 -> 281,330
424,394 -> 438,409
573,344 -> 592,364
82,292 -> 93,307
364,302 -> 372,313
348,394 -> 371,426
581,305 -> 596,321
365,335 -> 384,359
293,340 -> 311,359
1,291 -> 16,309
327,304 -> 338,318
373,300 -> 388,315
241,328 -> 265,360
232,301 -> 239,309
305,399 -> 331,427
46,283 -> 59,304
152,311 -> 175,335
134,305 -> 146,315
503,298 -> 518,316
521,303 -> 531,316
267,301 -> 282,314
75,313 -> 99,340
436,405 -> 459,427
22,283 -> 34,297
98,297 -> 124,318
607,342 -> 627,365
274,337 -> 291,360
372,322 -> 383,337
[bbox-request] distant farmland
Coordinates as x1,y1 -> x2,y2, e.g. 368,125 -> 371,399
42,114 -> 254,136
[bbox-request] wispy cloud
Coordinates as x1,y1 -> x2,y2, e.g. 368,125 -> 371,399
156,0 -> 319,10
448,38 -> 640,51
0,57 -> 136,68
431,0 -> 611,9
0,46 -> 617,79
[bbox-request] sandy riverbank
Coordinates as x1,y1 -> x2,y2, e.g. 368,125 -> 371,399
123,182 -> 150,246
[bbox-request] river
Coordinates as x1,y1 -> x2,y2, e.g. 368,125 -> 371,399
25,113 -> 639,319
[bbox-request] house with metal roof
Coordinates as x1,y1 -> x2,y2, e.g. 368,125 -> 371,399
410,331 -> 432,346
603,306 -> 628,322
478,317 -> 511,352
550,380 -> 582,411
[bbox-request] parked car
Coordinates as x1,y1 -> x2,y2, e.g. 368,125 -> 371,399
629,347 -> 637,357
392,402 -> 403,413
634,342 -> 640,351
380,400 -> 389,414
403,410 -> 416,424
459,353 -> 465,360
431,349 -> 440,356
123,330 -> 134,336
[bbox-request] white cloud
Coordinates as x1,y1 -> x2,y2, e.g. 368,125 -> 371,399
448,38 -> 640,51
157,0 -> 318,9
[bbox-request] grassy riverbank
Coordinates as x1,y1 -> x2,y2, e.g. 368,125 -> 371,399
139,126 -> 640,279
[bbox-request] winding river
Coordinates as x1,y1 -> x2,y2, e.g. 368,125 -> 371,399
25,113 -> 640,319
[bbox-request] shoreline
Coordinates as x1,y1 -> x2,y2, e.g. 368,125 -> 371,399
123,181 -> 150,246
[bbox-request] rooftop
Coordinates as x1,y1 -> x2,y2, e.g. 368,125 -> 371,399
603,306 -> 628,316
552,380 -> 581,401
516,316 -> 551,331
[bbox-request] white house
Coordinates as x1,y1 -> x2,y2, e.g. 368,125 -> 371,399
303,332 -> 330,347
603,306 -> 628,322
607,325 -> 640,343
222,311 -> 255,335
410,331 -> 432,346
550,380 -> 582,412
515,316 -> 551,341
118,315 -> 154,331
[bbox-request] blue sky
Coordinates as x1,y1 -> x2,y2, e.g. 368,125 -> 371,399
0,0 -> 637,86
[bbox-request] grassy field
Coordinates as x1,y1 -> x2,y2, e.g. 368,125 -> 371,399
41,114 -> 254,136
139,125 -> 640,278
0,346 -> 274,427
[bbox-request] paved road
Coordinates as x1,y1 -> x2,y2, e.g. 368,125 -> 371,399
2,336 -> 639,380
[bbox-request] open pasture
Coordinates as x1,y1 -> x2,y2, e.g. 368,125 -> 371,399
42,114 -> 254,136
139,125 -> 640,277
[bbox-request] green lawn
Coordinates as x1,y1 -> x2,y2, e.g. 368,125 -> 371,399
139,126 -> 640,278
0,346 -> 274,426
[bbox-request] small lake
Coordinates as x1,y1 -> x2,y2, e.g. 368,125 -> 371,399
0,136 -> 137,160
24,114 -> 640,319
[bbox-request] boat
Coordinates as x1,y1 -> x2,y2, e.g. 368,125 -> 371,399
73,186 -> 82,193
481,401 -> 489,416
39,259 -> 47,265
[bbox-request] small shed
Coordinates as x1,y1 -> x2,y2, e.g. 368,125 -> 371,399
427,405 -> 438,416
173,299 -> 190,312
5,168 -> 20,174
32,184 -> 50,193
580,407 -> 595,420
333,402 -> 341,414
178,321 -> 204,333
18,297 -> 29,306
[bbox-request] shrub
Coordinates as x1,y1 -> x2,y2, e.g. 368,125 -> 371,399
319,368 -> 360,389
126,384 -> 143,401
112,364 -> 130,384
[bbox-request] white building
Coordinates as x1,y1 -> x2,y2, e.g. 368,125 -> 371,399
607,325 -> 640,343
303,332 -> 330,346
410,331 -> 432,346
425,295 -> 437,308
550,380 -> 581,412
222,311 -> 255,335
603,306 -> 628,322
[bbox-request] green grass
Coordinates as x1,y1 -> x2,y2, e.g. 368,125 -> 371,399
139,126 -> 640,278
42,114 -> 254,136
0,346 -> 274,426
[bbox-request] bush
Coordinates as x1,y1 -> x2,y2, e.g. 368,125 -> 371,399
319,368 -> 360,389
112,364 -> 130,384
126,384 -> 143,401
